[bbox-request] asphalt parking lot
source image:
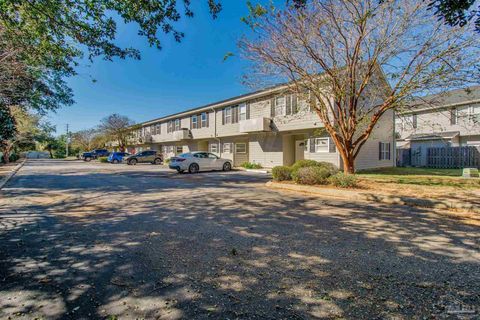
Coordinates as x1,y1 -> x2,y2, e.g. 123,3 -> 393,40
0,159 -> 479,319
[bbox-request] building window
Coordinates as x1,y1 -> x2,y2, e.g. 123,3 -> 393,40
470,104 -> 480,123
275,96 -> 286,116
224,107 -> 232,124
155,124 -> 161,135
201,112 -> 208,127
450,108 -> 458,125
167,121 -> 173,133
167,146 -> 174,153
223,143 -> 232,153
176,146 -> 183,154
192,115 -> 198,129
235,143 -> 247,154
239,103 -> 247,121
210,143 -> 218,153
379,142 -> 391,160
314,138 -> 329,153
412,114 -> 417,129
175,119 -> 181,131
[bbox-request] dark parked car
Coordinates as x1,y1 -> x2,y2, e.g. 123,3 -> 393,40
125,150 -> 163,165
82,149 -> 110,161
107,152 -> 130,164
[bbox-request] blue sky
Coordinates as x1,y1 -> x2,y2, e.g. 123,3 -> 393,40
48,1 -> 272,135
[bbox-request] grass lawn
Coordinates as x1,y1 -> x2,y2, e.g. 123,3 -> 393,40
357,167 -> 480,188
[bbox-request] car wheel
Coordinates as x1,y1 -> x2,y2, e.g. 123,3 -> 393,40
223,162 -> 232,171
85,157 -> 91,162
112,159 -> 119,164
154,158 -> 162,165
129,159 -> 138,165
188,163 -> 199,174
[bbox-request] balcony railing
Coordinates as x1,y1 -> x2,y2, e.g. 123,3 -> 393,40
239,117 -> 271,133
173,128 -> 192,140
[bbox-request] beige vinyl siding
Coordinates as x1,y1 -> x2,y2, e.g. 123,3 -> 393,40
304,132 -> 340,168
216,108 -> 246,138
249,95 -> 325,132
249,99 -> 271,118
248,133 -> 284,168
272,98 -> 324,132
221,141 -> 234,163
233,141 -> 249,166
125,69 -> 394,171
190,112 -> 215,139
208,140 -> 220,157
217,138 -> 248,166
355,109 -> 395,170
397,102 -> 480,140
282,135 -> 295,166
459,134 -> 480,146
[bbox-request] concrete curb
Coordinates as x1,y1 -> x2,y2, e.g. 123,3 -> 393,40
0,159 -> 26,190
266,181 -> 479,213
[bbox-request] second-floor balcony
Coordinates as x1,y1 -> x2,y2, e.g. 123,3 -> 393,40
137,134 -> 153,144
173,128 -> 192,140
239,117 -> 271,133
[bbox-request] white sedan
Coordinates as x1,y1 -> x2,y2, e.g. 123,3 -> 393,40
169,152 -> 233,173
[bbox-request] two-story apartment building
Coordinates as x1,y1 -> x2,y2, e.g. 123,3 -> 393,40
396,86 -> 480,149
121,83 -> 395,170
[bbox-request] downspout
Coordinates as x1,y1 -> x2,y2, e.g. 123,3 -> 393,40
393,109 -> 397,167
211,107 -> 222,158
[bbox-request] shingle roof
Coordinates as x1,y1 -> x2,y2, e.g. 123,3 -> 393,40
405,131 -> 460,141
409,86 -> 480,109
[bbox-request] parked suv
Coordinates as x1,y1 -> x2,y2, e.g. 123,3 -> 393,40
125,150 -> 163,165
82,149 -> 110,161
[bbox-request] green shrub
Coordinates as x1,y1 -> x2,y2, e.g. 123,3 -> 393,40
9,153 -> 19,162
291,159 -> 338,180
1,153 -> 19,163
329,172 -> 358,188
165,158 -> 171,164
98,156 -> 109,163
293,166 -> 331,185
241,162 -> 263,169
272,166 -> 293,181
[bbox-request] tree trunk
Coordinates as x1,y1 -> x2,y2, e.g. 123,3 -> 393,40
342,154 -> 355,174
337,146 -> 356,174
2,146 -> 11,164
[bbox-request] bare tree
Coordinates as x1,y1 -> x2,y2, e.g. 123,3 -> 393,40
98,114 -> 136,151
239,0 -> 480,173
71,129 -> 101,152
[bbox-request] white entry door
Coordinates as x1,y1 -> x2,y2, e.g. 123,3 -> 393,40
295,141 -> 305,162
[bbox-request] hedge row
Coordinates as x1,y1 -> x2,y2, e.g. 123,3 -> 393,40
272,160 -> 357,188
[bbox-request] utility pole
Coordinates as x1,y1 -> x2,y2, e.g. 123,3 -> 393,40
66,124 -> 69,158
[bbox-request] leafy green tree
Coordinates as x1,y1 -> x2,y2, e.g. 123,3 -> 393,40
427,0 -> 479,31
0,0 -> 222,77
0,106 -> 16,163
1,1 -> 222,146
